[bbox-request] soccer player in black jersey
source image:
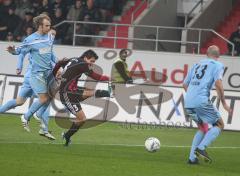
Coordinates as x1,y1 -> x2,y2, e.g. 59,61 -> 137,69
53,49 -> 110,146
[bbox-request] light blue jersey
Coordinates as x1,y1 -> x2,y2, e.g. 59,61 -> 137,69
13,32 -> 57,94
14,32 -> 56,74
184,58 -> 224,108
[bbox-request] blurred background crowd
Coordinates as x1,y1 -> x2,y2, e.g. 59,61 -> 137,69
0,0 -> 126,45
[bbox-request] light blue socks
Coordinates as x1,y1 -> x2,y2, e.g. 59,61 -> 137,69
0,99 -> 17,113
36,105 -> 50,132
24,100 -> 49,121
189,130 -> 204,161
198,126 -> 221,150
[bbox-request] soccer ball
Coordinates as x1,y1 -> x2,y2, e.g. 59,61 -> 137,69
145,137 -> 160,152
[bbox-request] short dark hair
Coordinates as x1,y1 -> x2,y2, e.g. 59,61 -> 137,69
119,49 -> 128,55
81,49 -> 98,60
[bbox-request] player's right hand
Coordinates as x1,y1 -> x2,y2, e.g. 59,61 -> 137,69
6,45 -> 15,54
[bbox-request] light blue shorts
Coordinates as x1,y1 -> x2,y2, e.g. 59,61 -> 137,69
30,71 -> 53,94
185,103 -> 221,125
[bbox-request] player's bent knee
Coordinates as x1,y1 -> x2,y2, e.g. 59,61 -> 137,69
198,123 -> 209,133
218,123 -> 224,130
16,102 -> 24,106
75,110 -> 86,122
82,90 -> 94,99
39,98 -> 48,104
214,119 -> 224,130
39,94 -> 49,104
16,98 -> 26,106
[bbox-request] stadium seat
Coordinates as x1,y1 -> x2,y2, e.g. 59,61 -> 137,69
97,0 -> 148,49
201,2 -> 240,54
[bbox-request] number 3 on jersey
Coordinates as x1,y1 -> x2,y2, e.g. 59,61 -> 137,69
73,104 -> 79,112
193,64 -> 208,80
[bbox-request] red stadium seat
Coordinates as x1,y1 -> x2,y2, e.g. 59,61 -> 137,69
97,0 -> 148,49
201,3 -> 240,54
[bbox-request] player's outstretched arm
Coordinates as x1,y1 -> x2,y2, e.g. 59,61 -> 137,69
6,46 -> 28,74
89,72 -> 109,81
215,79 -> 232,114
7,38 -> 31,55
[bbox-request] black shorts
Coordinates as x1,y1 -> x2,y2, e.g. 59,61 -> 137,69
59,87 -> 85,115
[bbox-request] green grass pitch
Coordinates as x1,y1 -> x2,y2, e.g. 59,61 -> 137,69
0,114 -> 240,176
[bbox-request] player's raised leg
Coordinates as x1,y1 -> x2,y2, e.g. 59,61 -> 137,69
0,88 -> 30,113
0,100 -> 17,113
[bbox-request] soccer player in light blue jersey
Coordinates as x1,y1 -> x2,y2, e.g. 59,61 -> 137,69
183,45 -> 232,164
7,14 -> 56,136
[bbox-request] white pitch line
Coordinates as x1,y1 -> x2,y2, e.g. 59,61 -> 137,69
0,141 -> 240,149
161,145 -> 240,149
